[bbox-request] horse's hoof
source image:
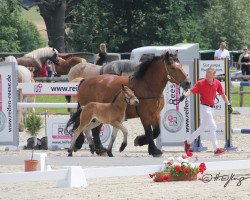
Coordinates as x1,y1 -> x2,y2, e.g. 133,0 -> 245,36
119,142 -> 127,152
134,137 -> 139,146
67,149 -> 73,156
150,149 -> 163,157
107,151 -> 114,157
100,151 -> 108,157
89,145 -> 95,155
95,147 -> 107,155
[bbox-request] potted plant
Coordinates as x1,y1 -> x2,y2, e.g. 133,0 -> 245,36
24,113 -> 43,172
149,152 -> 207,182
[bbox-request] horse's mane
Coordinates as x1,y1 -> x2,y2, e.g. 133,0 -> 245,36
111,90 -> 123,103
104,60 -> 139,75
25,47 -> 56,59
134,53 -> 177,79
134,56 -> 161,79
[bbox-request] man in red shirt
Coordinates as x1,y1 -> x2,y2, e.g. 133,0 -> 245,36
179,67 -> 233,155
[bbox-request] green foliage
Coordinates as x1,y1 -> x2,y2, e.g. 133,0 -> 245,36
25,113 -> 43,137
67,0 -> 249,52
199,0 -> 250,49
0,0 -> 44,52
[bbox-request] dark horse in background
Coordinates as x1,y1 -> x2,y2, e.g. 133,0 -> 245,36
66,52 -> 191,157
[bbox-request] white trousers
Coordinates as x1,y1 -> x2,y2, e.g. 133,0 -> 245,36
187,105 -> 218,150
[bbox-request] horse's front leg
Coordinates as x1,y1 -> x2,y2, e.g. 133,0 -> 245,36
134,114 -> 161,145
118,124 -> 128,153
84,129 -> 95,155
134,115 -> 162,157
107,128 -> 119,157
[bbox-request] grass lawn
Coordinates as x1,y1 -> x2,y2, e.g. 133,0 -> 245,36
35,96 -> 69,115
231,86 -> 250,107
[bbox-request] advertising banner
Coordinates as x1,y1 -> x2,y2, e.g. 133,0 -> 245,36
160,62 -> 193,145
0,63 -> 18,145
46,116 -> 113,149
17,82 -> 79,96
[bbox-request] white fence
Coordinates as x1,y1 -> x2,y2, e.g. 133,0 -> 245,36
1,153 -> 250,188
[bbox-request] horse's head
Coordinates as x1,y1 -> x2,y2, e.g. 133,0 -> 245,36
163,52 -> 191,91
122,85 -> 139,106
48,48 -> 60,65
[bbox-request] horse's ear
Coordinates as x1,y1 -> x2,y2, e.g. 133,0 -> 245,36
165,51 -> 170,60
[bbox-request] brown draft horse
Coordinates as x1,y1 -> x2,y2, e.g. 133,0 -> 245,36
67,52 -> 191,157
67,85 -> 139,157
54,56 -> 86,76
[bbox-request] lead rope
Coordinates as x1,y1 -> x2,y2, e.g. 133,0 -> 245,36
164,61 -> 184,105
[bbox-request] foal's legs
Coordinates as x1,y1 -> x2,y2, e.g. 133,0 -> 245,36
118,124 -> 128,152
107,124 -> 128,157
68,110 -> 93,156
107,128 -> 119,157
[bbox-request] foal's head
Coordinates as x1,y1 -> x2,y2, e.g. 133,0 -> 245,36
121,85 -> 139,106
162,52 -> 191,91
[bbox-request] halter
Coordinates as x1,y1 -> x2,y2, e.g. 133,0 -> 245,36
164,59 -> 187,105
124,95 -> 134,105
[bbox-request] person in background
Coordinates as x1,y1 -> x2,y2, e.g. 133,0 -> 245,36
38,62 -> 48,77
96,43 -> 108,66
238,46 -> 250,75
214,42 -> 230,60
179,67 -> 233,155
46,60 -> 57,77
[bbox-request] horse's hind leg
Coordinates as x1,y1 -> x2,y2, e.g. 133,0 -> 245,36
92,125 -> 107,155
107,128 -> 119,157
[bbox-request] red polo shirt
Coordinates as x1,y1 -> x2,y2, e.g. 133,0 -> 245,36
191,78 -> 224,106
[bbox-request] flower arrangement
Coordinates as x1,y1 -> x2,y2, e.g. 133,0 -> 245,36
149,152 -> 207,182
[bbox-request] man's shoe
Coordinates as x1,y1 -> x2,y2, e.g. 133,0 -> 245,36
214,148 -> 226,155
184,140 -> 190,153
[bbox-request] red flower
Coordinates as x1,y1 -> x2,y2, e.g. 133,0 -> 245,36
167,161 -> 172,165
199,162 -> 207,174
183,167 -> 190,173
162,174 -> 170,181
174,165 -> 181,172
149,173 -> 155,178
187,151 -> 193,157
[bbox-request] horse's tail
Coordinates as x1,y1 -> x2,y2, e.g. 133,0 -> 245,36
65,107 -> 82,133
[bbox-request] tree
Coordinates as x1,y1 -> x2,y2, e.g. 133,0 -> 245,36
0,0 -> 44,52
200,0 -> 250,49
68,0 -> 212,52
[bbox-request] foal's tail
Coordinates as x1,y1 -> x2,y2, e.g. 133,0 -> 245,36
65,107 -> 82,133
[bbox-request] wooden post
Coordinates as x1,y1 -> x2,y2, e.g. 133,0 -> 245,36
240,86 -> 244,107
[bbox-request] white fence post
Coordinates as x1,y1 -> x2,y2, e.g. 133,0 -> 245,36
57,166 -> 88,188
